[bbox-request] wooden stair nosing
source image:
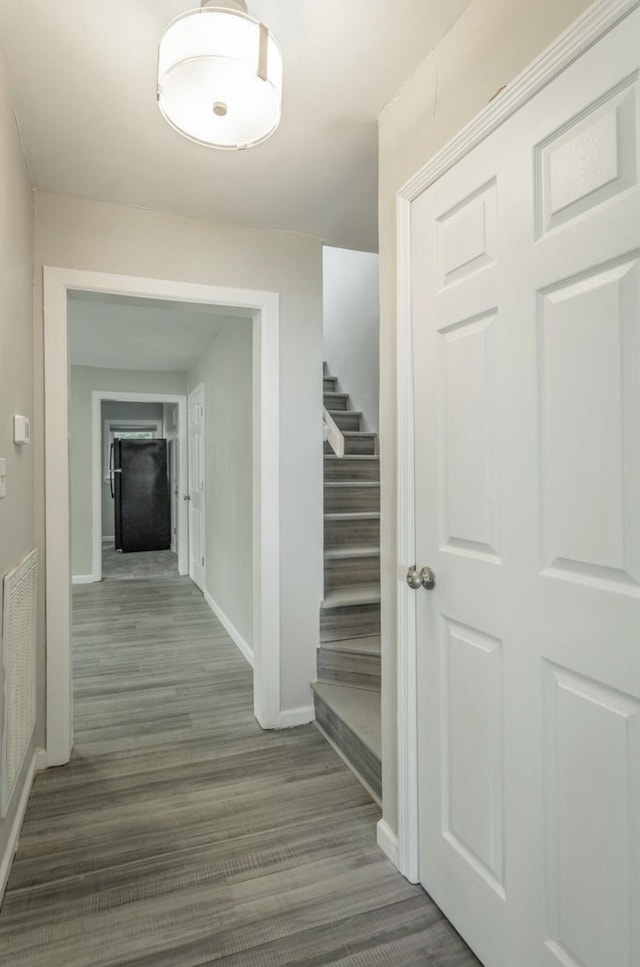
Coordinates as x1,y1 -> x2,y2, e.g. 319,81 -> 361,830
322,584 -> 381,609
319,634 -> 381,656
324,545 -> 380,560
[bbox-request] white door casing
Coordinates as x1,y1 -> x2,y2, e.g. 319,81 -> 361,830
398,2 -> 640,966
44,269 -> 281,767
188,384 -> 206,591
90,392 -> 188,583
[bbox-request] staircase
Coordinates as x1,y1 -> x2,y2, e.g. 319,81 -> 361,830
312,364 -> 381,802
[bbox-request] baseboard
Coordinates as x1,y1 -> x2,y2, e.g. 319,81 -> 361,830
34,748 -> 48,771
203,590 -> 254,667
72,574 -> 95,585
376,818 -> 399,868
278,704 -> 314,729
0,753 -> 36,906
101,536 -> 114,544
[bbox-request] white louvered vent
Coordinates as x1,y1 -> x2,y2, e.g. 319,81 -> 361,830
1,549 -> 37,818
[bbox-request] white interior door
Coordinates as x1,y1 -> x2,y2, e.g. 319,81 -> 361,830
410,8 -> 640,967
188,384 -> 205,591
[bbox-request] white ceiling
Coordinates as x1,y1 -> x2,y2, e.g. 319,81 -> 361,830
0,0 -> 471,252
68,291 -> 252,371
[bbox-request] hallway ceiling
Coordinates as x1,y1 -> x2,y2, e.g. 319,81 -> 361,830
68,291 -> 252,371
0,0 -> 471,252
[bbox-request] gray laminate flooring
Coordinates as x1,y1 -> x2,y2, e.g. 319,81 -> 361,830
0,576 -> 480,967
102,546 -> 179,580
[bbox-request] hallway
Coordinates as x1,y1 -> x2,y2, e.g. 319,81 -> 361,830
0,575 -> 479,966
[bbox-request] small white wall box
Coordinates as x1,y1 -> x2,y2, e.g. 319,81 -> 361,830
13,415 -> 30,445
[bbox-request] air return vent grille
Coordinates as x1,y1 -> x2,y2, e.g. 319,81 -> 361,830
1,549 -> 37,818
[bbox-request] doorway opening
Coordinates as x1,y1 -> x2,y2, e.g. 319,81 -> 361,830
44,267 -> 281,768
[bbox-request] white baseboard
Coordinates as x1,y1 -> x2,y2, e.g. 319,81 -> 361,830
376,818 -> 399,868
72,574 -> 95,585
102,536 -> 114,544
0,753 -> 36,905
278,704 -> 314,729
203,590 -> 254,667
34,748 -> 48,771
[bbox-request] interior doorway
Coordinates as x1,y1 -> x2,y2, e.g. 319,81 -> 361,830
87,390 -> 189,583
44,267 -> 281,768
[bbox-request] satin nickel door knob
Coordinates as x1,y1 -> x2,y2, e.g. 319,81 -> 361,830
406,566 -> 436,590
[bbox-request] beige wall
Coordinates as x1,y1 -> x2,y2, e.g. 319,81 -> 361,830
34,194 -> 324,714
188,321 -> 253,647
0,57 -> 34,878
69,367 -> 187,576
377,0 -> 593,833
323,246 -> 380,433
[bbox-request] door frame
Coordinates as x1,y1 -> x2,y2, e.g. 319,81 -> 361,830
44,267 -> 281,766
90,390 -> 188,582
391,0 -> 640,882
186,382 -> 205,590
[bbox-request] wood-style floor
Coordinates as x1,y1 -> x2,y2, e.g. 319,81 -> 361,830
0,573 -> 480,966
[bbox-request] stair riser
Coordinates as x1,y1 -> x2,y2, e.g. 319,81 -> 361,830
323,393 -> 349,410
330,411 -> 362,432
325,518 -> 379,547
324,436 -> 375,456
324,486 -> 380,514
317,648 -> 381,689
325,459 -> 379,483
323,376 -> 337,392
320,602 -> 380,641
324,556 -> 380,589
314,694 -> 381,799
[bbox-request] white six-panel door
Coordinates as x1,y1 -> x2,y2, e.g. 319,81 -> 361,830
410,6 -> 640,966
188,384 -> 206,591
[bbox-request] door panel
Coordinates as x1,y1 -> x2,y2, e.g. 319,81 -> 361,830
410,8 -> 640,966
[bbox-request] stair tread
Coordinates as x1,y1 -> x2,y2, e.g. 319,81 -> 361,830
312,682 -> 381,758
324,481 -> 379,488
324,454 -> 379,461
324,511 -> 380,520
319,635 -> 381,656
324,546 -> 380,560
322,584 -> 381,608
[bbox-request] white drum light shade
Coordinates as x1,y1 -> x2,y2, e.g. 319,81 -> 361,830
157,5 -> 283,149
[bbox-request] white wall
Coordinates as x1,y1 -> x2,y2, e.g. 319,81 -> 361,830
69,366 -> 187,577
100,400 -> 165,541
377,0 -> 594,836
188,320 -> 253,648
34,194 -> 323,716
0,55 -> 35,886
323,246 -> 379,433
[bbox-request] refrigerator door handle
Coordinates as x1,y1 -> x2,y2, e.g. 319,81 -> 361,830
108,443 -> 122,496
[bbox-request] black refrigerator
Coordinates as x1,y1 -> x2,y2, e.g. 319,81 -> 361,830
110,439 -> 171,553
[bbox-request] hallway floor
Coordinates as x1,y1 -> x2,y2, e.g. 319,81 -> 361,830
101,545 -> 179,580
0,575 -> 479,966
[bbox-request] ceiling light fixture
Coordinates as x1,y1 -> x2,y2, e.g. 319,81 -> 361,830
157,0 -> 283,150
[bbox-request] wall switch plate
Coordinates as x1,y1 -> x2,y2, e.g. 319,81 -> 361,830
13,414 -> 30,445
0,458 -> 6,499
